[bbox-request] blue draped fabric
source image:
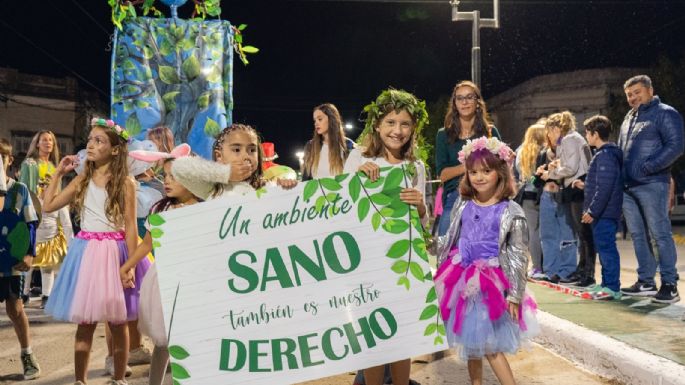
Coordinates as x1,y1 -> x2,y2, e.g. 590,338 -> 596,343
110,18 -> 234,158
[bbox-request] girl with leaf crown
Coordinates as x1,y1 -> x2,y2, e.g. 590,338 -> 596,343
343,88 -> 429,385
434,136 -> 539,385
42,118 -> 140,385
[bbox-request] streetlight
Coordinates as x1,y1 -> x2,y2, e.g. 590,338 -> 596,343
344,122 -> 354,131
450,0 -> 500,88
295,150 -> 305,166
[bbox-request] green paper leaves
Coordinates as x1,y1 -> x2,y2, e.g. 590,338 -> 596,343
303,180 -> 318,202
169,345 -> 190,360
148,214 -> 166,226
357,198 -> 370,221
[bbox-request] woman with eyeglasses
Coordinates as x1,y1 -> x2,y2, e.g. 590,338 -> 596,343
435,80 -> 501,236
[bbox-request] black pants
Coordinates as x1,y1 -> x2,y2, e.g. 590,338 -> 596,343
569,200 -> 597,279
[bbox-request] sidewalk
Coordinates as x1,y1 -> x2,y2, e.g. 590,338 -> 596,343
522,229 -> 685,385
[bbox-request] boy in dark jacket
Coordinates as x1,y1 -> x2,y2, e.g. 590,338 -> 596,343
573,115 -> 623,299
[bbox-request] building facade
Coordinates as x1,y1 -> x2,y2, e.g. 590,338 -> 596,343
0,67 -> 106,175
487,68 -> 641,147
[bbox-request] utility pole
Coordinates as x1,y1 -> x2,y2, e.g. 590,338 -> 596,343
450,0 -> 500,88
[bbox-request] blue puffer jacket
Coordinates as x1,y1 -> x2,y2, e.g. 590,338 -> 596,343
618,96 -> 684,188
584,143 -> 623,220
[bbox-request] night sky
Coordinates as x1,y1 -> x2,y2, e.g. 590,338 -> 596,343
2,0 -> 685,167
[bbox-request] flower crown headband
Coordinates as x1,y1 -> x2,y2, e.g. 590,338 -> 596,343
91,117 -> 131,143
458,136 -> 515,166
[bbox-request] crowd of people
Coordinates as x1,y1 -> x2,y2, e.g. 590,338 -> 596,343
0,74 -> 682,385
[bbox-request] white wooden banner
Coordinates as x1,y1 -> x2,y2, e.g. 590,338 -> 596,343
151,166 -> 448,385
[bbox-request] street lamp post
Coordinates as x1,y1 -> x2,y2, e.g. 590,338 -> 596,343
450,0 -> 500,88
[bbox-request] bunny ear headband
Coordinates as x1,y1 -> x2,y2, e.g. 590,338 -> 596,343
129,143 -> 191,162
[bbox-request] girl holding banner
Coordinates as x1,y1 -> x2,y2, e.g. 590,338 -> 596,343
343,88 -> 429,385
434,136 -> 539,385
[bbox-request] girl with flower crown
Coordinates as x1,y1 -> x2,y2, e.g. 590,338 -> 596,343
42,118 -> 139,385
434,136 -> 539,385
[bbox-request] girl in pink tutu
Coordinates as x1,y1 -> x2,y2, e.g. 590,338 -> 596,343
434,136 -> 539,385
119,144 -> 198,385
42,118 -> 140,385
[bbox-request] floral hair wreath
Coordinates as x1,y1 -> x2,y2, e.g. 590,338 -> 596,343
91,117 -> 131,143
458,136 -> 515,166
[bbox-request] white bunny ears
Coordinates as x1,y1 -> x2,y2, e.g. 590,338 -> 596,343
129,143 -> 191,162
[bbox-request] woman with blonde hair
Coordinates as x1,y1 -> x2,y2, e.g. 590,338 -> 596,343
435,80 -> 501,236
302,103 -> 355,180
20,130 -> 73,308
515,119 -> 547,279
538,111 -> 594,285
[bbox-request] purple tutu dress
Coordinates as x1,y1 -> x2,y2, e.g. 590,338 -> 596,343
434,200 -> 538,360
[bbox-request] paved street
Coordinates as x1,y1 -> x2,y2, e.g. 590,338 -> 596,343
2,228 -> 684,385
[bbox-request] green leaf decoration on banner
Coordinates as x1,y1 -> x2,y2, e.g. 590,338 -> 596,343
434,336 -> 444,345
173,380 -> 181,385
303,180 -> 318,202
314,195 -> 327,214
335,174 -> 348,183
386,239 -> 410,259
152,241 -> 161,248
397,276 -> 410,290
357,198 -> 370,221
159,65 -> 180,84
424,323 -> 437,336
379,207 -> 394,217
256,187 -> 267,198
424,270 -> 433,281
370,192 -> 391,205
391,260 -> 408,274
320,178 -> 342,191
383,168 -> 404,192
413,238 -> 429,262
325,192 -> 340,203
409,262 -> 425,282
383,219 -> 409,234
170,362 -> 190,379
169,345 -> 190,360
419,304 -> 438,320
371,212 -> 381,231
150,228 -> 164,239
349,176 -> 361,202
148,214 -> 166,226
437,324 -> 446,336
364,176 -> 384,189
425,287 -> 437,303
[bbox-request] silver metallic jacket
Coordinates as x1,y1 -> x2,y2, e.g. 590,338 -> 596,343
436,198 -> 530,303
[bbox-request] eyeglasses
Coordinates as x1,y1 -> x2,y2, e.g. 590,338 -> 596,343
455,94 -> 478,103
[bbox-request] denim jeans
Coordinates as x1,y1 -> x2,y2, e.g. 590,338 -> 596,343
539,191 -> 577,278
623,182 -> 678,285
592,218 -> 621,291
438,190 -> 459,237
521,198 -> 542,271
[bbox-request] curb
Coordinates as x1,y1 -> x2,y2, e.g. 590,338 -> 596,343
535,310 -> 685,385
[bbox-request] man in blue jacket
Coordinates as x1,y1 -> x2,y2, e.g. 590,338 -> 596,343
577,115 -> 623,299
618,75 -> 683,303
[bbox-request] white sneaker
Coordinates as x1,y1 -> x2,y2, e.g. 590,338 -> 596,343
128,346 -> 153,365
104,356 -> 133,377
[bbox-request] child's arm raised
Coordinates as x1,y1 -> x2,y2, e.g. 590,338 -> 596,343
42,155 -> 81,213
171,157 -> 233,200
123,176 -> 139,266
